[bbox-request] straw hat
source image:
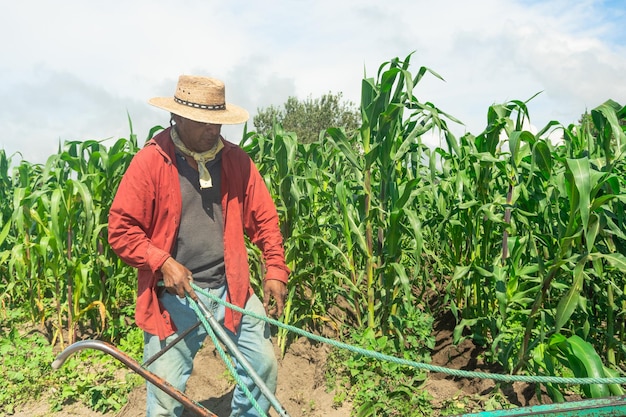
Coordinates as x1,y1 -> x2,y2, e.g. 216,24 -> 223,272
148,75 -> 249,125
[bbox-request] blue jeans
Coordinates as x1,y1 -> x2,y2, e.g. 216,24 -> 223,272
144,285 -> 277,417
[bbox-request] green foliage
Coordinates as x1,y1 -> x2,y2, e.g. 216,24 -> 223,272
0,134 -> 139,347
0,308 -> 143,415
327,310 -> 435,417
532,333 -> 625,401
244,54 -> 455,349
47,326 -> 144,413
423,93 -> 626,391
0,310 -> 55,416
48,352 -> 143,413
0,130 -> 143,414
438,392 -> 512,416
245,53 -> 626,407
253,92 -> 360,144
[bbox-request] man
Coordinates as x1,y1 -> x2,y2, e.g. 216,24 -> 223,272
108,75 -> 290,417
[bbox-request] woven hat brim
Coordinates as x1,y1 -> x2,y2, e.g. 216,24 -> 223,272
148,97 -> 249,125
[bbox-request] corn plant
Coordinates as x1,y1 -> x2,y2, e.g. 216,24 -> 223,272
428,95 -> 626,398
0,149 -> 15,314
242,124 -> 354,352
1,132 -> 139,346
244,55 -> 456,364
325,54 -> 461,338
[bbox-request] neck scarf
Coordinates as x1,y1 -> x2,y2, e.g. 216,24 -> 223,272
170,127 -> 224,189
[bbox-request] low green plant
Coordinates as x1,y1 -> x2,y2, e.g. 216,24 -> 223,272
0,307 -> 143,415
440,396 -> 473,416
49,350 -> 143,413
328,307 -> 435,417
0,322 -> 55,415
117,325 -> 144,361
48,326 -> 144,413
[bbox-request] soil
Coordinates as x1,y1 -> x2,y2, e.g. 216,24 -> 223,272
10,311 -> 565,417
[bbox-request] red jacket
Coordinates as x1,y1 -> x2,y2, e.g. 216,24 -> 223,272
108,127 -> 289,339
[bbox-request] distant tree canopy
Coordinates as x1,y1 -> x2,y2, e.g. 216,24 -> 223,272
253,92 -> 361,144
578,101 -> 626,144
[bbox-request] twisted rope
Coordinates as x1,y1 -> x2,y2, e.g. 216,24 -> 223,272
188,298 -> 268,417
191,283 -> 626,386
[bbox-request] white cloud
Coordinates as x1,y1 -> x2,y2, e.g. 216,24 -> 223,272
1,0 -> 625,163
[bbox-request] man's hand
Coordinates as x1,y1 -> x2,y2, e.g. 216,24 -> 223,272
159,257 -> 198,301
263,279 -> 287,318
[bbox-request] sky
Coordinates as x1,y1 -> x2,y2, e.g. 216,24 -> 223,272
1,0 -> 625,164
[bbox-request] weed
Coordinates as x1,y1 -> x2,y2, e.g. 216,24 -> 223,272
0,307 -> 143,415
327,307 -> 435,416
0,326 -> 54,415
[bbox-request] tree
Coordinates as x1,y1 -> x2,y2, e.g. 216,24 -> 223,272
253,92 -> 360,143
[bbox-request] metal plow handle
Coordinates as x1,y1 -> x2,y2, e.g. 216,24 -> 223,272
52,340 -> 217,417
196,299 -> 291,417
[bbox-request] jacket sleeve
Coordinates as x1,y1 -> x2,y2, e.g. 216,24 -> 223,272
241,156 -> 290,283
108,147 -> 171,273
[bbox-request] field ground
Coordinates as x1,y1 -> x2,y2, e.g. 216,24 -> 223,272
9,308 -> 571,417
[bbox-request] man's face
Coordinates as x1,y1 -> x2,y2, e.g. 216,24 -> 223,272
173,114 -> 222,153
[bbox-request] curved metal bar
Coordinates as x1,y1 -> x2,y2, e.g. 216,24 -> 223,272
52,340 -> 216,417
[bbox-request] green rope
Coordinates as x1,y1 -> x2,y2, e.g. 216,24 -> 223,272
187,298 -> 268,417
191,284 -> 626,386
